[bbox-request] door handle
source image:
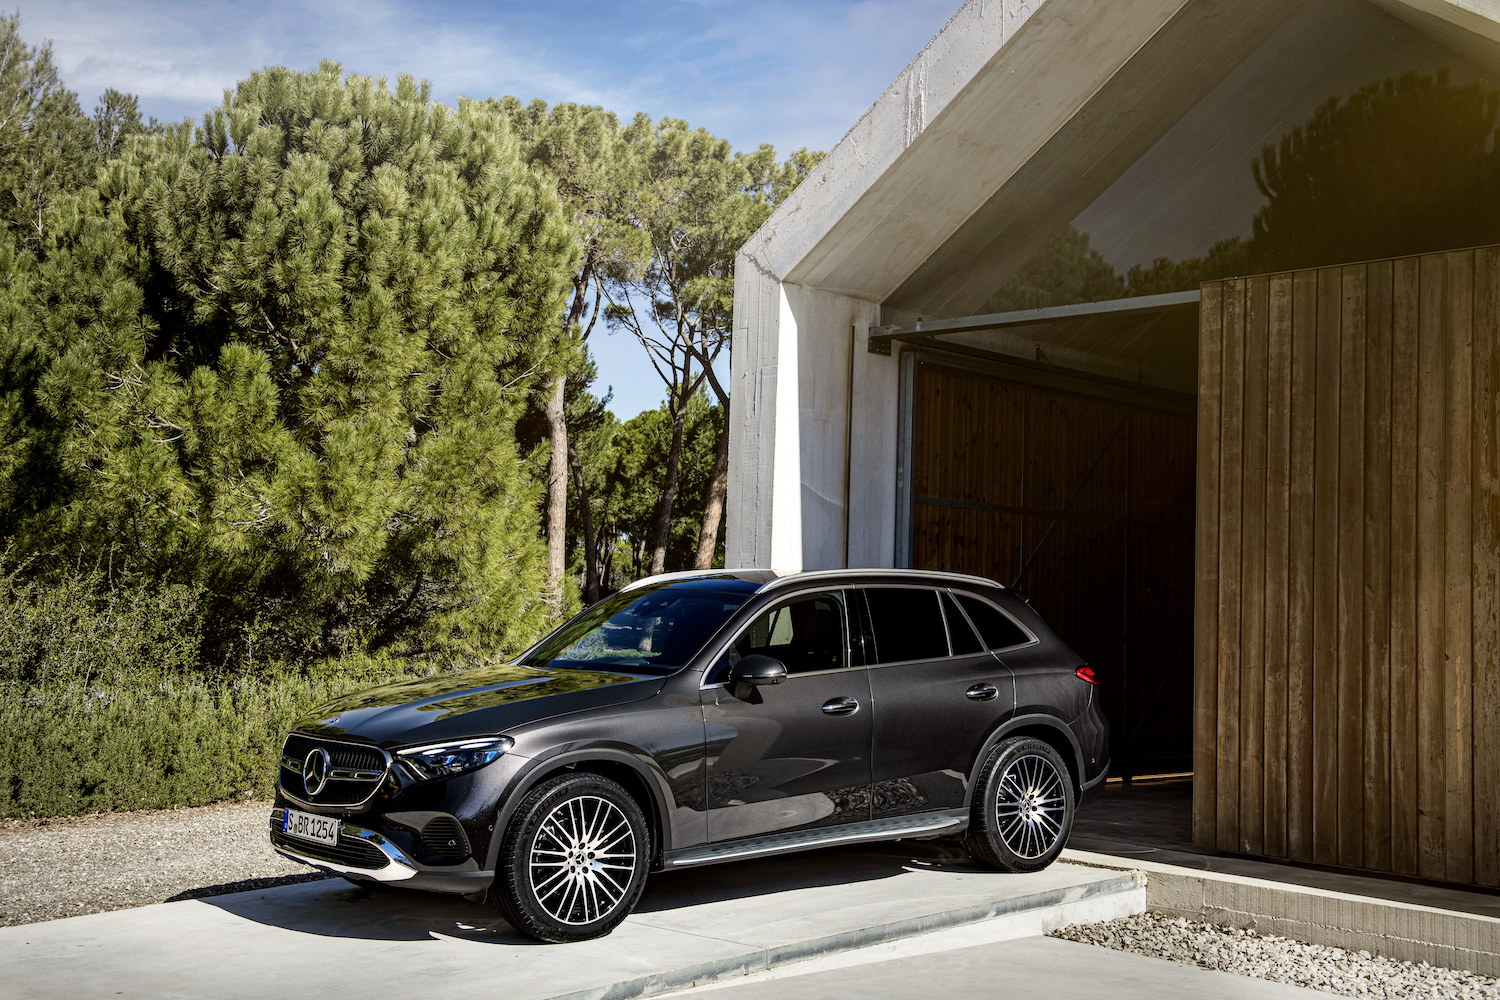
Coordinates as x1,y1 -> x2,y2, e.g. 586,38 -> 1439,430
822,696 -> 860,716
966,683 -> 999,701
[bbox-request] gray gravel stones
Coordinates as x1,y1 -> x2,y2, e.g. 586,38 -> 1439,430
0,799 -> 328,926
1053,912 -> 1500,999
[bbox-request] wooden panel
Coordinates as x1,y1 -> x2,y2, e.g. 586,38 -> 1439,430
1240,275 -> 1269,855
911,359 -> 1195,777
1473,246 -> 1500,889
1416,253 -> 1447,880
1362,259 -> 1393,874
1389,256 -> 1421,876
1286,268 -> 1319,861
1194,281 -> 1224,850
1311,267 -> 1342,866
1442,251 -> 1474,885
1337,265 -> 1366,868
1263,272 -> 1293,860
1217,279 -> 1246,852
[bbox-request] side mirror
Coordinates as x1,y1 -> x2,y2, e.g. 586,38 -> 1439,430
729,654 -> 787,687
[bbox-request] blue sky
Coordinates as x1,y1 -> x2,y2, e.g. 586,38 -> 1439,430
31,0 -> 958,419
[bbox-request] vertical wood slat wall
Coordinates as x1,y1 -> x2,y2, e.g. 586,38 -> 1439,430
1195,248 -> 1500,886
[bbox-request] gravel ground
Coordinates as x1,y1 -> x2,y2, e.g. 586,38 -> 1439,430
1053,912 -> 1500,999
0,799 -> 330,927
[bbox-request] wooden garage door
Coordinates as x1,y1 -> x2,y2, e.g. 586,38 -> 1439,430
909,357 -> 1197,776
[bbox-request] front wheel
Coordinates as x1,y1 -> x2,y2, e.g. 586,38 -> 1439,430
494,772 -> 651,942
965,736 -> 1075,873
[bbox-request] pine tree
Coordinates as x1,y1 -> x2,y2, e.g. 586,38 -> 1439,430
15,64 -> 576,661
0,12 -> 94,251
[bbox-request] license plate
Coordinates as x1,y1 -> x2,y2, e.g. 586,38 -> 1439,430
282,808 -> 340,846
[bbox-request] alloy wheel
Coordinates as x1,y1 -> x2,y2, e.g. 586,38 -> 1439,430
528,794 -> 638,925
994,752 -> 1067,860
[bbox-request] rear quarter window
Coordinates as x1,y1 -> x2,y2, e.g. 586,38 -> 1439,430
956,594 -> 1032,650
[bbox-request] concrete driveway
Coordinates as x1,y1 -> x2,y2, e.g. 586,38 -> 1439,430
0,842 -> 1140,1000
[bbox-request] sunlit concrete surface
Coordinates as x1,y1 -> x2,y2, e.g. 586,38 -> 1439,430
661,935 -> 1327,999
0,843 -> 1140,1000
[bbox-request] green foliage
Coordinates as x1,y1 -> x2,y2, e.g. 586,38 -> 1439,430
3,63 -> 578,663
90,88 -> 156,163
991,69 -> 1500,305
594,393 -> 722,582
1250,69 -> 1500,272
0,12 -> 94,250
980,226 -> 1124,313
1124,238 -> 1253,297
0,662 -> 426,817
0,561 -> 429,817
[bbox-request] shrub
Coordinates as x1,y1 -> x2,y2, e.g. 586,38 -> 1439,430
0,563 -> 460,817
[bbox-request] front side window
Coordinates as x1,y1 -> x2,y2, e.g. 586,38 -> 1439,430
524,584 -> 749,675
862,588 -> 950,664
728,592 -> 848,676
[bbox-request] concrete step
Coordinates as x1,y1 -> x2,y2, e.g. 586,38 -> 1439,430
1063,847 -> 1500,976
0,843 -> 1142,1000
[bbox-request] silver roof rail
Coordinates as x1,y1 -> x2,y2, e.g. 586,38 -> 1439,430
756,567 -> 1003,593
618,566 -> 1003,596
618,570 -> 732,593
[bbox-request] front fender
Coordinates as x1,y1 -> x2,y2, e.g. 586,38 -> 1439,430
482,744 -> 676,871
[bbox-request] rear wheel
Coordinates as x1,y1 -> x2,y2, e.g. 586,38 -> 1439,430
494,773 -> 651,942
965,736 -> 1074,873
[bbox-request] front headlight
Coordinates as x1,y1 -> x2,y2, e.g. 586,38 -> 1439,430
397,736 -> 513,780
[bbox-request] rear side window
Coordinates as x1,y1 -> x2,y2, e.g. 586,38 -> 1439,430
862,588 -> 950,663
942,593 -> 985,655
956,594 -> 1031,650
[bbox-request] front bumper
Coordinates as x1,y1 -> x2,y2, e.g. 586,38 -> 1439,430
268,808 -> 494,896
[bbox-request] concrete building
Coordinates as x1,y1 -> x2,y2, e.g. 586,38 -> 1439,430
726,0 -> 1500,886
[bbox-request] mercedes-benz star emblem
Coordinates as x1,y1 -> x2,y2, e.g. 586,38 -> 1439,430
303,748 -> 331,797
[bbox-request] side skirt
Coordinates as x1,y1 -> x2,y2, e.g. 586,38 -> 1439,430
662,809 -> 969,869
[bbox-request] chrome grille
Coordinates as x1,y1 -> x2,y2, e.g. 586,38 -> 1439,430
278,733 -> 389,806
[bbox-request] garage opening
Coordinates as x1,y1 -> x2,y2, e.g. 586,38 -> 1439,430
883,298 -> 1200,779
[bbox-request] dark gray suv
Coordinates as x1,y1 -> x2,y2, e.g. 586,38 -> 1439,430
269,569 -> 1109,942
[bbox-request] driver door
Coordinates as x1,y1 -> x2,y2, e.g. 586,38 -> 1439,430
701,591 -> 873,842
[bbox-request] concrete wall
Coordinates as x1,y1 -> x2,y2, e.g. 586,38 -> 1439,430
725,260 -> 896,571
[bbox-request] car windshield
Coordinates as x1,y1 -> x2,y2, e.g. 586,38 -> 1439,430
522,584 -> 750,675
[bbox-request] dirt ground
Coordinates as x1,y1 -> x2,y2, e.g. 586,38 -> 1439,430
0,799 -> 330,926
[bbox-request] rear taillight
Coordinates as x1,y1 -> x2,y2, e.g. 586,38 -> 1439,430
1075,666 -> 1098,685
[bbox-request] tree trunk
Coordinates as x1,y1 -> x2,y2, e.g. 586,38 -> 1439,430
567,444 -> 601,605
542,257 -> 596,610
543,372 -> 568,609
694,402 -> 730,570
648,397 -> 689,576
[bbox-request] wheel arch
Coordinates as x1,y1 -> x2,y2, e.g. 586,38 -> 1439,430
485,747 -> 670,872
963,714 -> 1086,810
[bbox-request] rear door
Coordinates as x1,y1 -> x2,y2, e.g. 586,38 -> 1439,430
863,587 -> 1015,817
701,590 -> 873,842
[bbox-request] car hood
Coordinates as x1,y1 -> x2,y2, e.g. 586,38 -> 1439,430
292,662 -> 664,747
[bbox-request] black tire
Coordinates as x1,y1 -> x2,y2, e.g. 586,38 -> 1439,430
964,736 -> 1075,873
494,773 -> 651,943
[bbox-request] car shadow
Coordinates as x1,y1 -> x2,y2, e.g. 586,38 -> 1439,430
634,839 -> 980,914
197,879 -> 540,944
196,839 -> 982,944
